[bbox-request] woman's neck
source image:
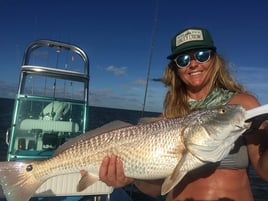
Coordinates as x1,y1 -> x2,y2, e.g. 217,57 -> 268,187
187,87 -> 210,100
187,88 -> 237,110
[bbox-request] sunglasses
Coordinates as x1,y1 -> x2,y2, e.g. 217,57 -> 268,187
174,49 -> 213,68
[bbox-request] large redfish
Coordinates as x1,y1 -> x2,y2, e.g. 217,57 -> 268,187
0,105 -> 250,201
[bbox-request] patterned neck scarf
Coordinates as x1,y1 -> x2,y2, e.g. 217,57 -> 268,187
188,88 -> 237,110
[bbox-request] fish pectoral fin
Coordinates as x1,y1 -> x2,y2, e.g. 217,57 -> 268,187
77,170 -> 99,192
161,152 -> 204,195
161,160 -> 187,195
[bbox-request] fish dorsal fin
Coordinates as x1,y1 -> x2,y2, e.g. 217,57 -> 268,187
161,152 -> 203,195
54,120 -> 132,155
77,169 -> 100,192
137,117 -> 162,124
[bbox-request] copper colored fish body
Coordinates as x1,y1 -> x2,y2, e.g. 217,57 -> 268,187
0,104 -> 250,201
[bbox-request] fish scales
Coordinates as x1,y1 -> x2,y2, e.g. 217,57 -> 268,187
37,118 -> 182,179
0,104 -> 250,201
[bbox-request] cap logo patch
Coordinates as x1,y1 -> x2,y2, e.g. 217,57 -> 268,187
175,29 -> 204,47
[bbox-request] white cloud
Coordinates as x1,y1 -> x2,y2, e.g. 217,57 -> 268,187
132,79 -> 146,85
105,65 -> 127,75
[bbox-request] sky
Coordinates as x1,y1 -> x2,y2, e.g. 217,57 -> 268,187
1,0 -> 268,112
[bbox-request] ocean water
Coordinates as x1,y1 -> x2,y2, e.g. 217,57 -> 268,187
0,98 -> 268,201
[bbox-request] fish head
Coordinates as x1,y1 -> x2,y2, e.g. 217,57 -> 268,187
182,104 -> 251,162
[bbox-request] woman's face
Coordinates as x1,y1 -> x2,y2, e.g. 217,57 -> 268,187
175,49 -> 214,92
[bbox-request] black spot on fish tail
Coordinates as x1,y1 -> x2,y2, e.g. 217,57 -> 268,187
0,161 -> 43,201
26,164 -> 33,172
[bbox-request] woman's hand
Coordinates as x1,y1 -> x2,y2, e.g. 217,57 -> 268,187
99,155 -> 134,187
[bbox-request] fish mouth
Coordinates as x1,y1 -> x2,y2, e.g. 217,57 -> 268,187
235,121 -> 251,129
233,109 -> 251,129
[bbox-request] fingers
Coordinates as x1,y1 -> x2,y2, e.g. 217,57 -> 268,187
99,155 -> 133,188
99,156 -> 110,182
115,157 -> 126,181
107,155 -> 117,182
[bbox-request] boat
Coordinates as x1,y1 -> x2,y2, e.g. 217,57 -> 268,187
1,39 -> 268,201
3,39 -> 113,200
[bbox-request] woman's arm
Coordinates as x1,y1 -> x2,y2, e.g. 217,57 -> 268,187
229,93 -> 268,180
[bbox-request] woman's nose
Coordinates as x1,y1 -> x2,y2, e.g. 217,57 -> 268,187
189,59 -> 198,68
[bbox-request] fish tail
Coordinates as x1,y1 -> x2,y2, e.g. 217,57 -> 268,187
0,161 -> 43,201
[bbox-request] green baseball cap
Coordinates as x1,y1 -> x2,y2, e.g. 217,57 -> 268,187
167,27 -> 216,60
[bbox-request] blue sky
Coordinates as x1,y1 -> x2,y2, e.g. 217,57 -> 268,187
1,0 -> 268,112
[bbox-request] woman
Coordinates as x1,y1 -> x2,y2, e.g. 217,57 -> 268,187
99,27 -> 268,200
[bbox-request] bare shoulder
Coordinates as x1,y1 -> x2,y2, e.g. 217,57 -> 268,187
228,93 -> 260,110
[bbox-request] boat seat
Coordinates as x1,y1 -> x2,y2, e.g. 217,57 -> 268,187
40,101 -> 71,121
19,119 -> 79,133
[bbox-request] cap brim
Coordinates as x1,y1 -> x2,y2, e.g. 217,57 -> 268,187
167,46 -> 216,60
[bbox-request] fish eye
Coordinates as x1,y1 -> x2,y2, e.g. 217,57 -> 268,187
219,108 -> 226,114
26,164 -> 33,172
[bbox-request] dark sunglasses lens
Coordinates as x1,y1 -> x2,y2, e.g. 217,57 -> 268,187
175,55 -> 190,68
195,50 -> 211,62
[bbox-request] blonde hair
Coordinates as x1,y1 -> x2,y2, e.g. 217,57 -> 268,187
162,53 -> 245,117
